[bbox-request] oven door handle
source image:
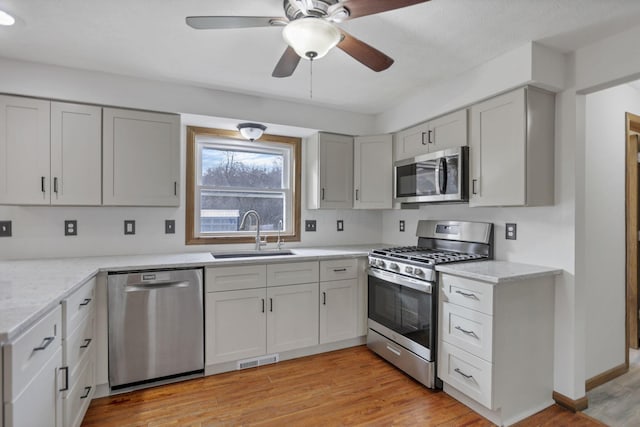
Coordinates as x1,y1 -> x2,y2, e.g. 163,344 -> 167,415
368,268 -> 433,294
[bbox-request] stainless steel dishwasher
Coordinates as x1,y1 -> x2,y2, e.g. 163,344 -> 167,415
108,268 -> 204,390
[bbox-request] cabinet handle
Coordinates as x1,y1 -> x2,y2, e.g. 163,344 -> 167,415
421,132 -> 427,145
321,188 -> 325,200
472,179 -> 478,195
59,366 -> 69,392
355,189 -> 359,201
386,344 -> 401,356
269,298 -> 273,312
79,298 -> 92,307
261,298 -> 265,313
454,368 -> 474,380
53,177 -> 58,194
80,386 -> 92,399
428,129 -> 434,144
33,336 -> 55,351
80,338 -> 92,349
333,268 -> 347,272
454,325 -> 479,339
322,291 -> 327,305
41,176 -> 46,193
174,181 -> 177,196
455,289 -> 479,300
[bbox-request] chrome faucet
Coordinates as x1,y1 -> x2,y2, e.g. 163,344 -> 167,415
240,210 -> 267,251
276,219 -> 283,250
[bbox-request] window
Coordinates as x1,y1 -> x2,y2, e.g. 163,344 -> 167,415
186,126 -> 301,245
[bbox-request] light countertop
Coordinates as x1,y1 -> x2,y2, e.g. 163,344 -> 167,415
0,245 -> 380,344
436,260 -> 562,284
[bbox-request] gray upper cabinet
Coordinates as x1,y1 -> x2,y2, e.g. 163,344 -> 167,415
469,87 -> 555,207
306,132 -> 353,209
394,109 -> 468,162
353,134 -> 393,209
102,108 -> 180,206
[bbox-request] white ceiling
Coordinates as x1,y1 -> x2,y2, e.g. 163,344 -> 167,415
1,0 -> 640,114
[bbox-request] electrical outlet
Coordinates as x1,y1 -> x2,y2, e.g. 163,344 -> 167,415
337,220 -> 344,232
506,223 -> 517,240
165,220 -> 175,234
124,220 -> 136,235
0,221 -> 12,237
399,220 -> 405,232
65,220 -> 77,236
305,220 -> 317,232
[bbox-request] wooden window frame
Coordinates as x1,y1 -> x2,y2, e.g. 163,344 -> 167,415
185,126 -> 301,245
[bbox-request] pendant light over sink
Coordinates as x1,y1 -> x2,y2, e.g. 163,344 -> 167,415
237,123 -> 267,141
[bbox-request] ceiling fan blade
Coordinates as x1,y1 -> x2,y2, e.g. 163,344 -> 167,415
340,0 -> 431,20
186,16 -> 286,29
337,31 -> 394,72
272,47 -> 301,78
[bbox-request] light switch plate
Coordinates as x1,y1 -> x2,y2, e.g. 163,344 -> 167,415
65,220 -> 77,236
124,220 -> 136,235
399,220 -> 405,232
165,220 -> 175,234
506,223 -> 517,240
337,220 -> 344,232
305,220 -> 317,232
0,221 -> 12,237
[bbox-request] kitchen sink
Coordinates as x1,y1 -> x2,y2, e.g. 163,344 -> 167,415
211,249 -> 295,259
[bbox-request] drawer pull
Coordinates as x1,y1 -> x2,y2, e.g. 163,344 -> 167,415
455,290 -> 478,299
80,386 -> 92,399
454,368 -> 475,380
454,325 -> 479,339
333,268 -> 347,272
261,298 -> 265,313
80,338 -> 92,349
79,298 -> 92,307
59,366 -> 69,392
386,345 -> 401,356
33,336 -> 55,351
322,291 -> 327,305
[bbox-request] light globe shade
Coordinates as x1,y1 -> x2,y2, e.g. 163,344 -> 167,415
237,123 -> 267,141
0,10 -> 15,26
282,18 -> 341,60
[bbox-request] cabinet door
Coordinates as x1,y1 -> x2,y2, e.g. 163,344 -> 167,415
266,283 -> 319,353
0,95 -> 51,205
354,135 -> 392,209
320,279 -> 358,344
469,88 -> 526,207
318,133 -> 353,208
102,108 -> 180,206
206,289 -> 266,365
393,122 -> 430,161
429,109 -> 468,151
50,102 -> 102,206
4,347 -> 63,427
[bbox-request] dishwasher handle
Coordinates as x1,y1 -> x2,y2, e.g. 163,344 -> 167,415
125,281 -> 191,292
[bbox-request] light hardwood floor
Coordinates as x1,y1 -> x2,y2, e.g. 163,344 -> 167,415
83,346 -> 604,426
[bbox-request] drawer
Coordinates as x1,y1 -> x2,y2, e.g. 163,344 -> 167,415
206,265 -> 267,292
441,302 -> 493,362
320,259 -> 358,281
4,305 -> 62,400
439,341 -> 493,409
64,313 -> 95,385
62,277 -> 96,337
63,353 -> 95,427
267,261 -> 319,286
440,274 -> 493,314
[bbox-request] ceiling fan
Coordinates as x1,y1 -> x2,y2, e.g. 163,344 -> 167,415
186,0 -> 431,78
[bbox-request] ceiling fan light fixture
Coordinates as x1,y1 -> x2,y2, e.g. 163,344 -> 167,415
237,122 -> 267,141
282,18 -> 341,59
0,10 -> 15,26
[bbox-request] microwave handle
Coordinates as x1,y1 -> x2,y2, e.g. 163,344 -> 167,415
438,157 -> 447,194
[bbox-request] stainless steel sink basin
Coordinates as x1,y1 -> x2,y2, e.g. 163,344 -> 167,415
211,249 -> 295,259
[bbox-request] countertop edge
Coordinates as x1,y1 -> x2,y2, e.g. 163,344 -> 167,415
436,261 -> 563,284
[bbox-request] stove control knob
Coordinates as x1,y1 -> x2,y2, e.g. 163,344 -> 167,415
369,258 -> 376,267
377,259 -> 386,268
414,268 -> 424,277
405,266 -> 413,274
389,263 -> 399,271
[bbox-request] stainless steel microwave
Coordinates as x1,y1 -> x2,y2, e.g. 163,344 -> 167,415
394,146 -> 468,204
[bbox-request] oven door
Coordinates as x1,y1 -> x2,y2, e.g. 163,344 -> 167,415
367,268 -> 436,361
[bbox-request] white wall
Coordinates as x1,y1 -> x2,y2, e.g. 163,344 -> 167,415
583,84 -> 640,378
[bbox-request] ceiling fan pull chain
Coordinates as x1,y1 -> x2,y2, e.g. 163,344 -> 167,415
310,58 -> 313,99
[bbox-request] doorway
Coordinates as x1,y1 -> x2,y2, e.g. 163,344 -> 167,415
627,112 -> 640,354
